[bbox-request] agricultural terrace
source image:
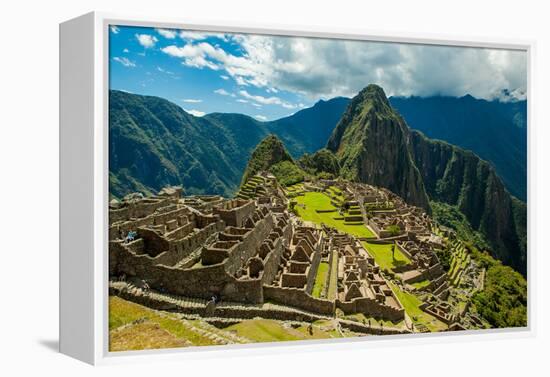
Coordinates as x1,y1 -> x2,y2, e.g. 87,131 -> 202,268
109,297 -> 353,350
312,261 -> 330,298
293,192 -> 375,238
362,242 -> 411,271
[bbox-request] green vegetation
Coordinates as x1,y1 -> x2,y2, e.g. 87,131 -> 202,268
411,280 -> 431,290
109,296 -> 217,351
388,283 -> 447,332
109,90 -> 349,199
240,134 -> 295,185
362,242 -> 410,271
236,175 -> 267,200
385,224 -> 402,236
312,262 -> 330,298
270,160 -> 306,186
448,241 -> 470,286
470,247 -> 527,328
109,90 -> 248,198
298,148 -> 340,178
224,319 -> 339,342
239,134 -> 308,187
343,313 -> 404,329
293,192 -> 374,238
433,247 -> 452,272
431,201 -> 490,251
327,254 -> 339,300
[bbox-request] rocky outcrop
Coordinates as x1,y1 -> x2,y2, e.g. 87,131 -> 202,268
327,84 -> 430,211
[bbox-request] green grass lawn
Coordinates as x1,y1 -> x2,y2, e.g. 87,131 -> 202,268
388,283 -> 447,332
327,253 -> 339,300
343,313 -> 405,329
362,242 -> 410,271
312,262 -> 329,298
109,296 -> 217,351
224,319 -> 337,342
294,192 -> 374,238
411,279 -> 431,290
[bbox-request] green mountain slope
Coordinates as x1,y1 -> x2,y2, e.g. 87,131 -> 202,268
326,84 -> 430,210
390,95 -> 527,201
410,131 -> 527,274
298,148 -> 341,178
110,90 -> 347,198
109,90 -> 244,198
241,135 -> 305,186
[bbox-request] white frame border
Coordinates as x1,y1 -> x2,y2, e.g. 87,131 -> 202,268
62,11 -> 536,365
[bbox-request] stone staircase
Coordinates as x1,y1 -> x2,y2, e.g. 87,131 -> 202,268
154,311 -> 252,345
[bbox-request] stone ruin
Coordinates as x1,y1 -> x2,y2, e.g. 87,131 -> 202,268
109,180 -> 406,323
109,176 -> 479,331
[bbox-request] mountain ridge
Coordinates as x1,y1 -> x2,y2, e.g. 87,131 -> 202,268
389,95 -> 527,200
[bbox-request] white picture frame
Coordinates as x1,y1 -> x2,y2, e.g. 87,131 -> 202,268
59,11 -> 535,365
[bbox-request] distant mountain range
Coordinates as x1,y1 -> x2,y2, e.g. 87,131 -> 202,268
389,95 -> 527,201
109,90 -> 348,198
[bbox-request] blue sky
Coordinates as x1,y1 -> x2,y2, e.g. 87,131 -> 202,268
109,25 -> 527,121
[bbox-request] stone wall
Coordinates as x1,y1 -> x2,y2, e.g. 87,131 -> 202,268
213,199 -> 255,227
224,214 -> 274,275
112,241 -> 265,303
305,247 -> 322,294
261,224 -> 290,285
263,285 -> 335,315
336,297 -> 405,322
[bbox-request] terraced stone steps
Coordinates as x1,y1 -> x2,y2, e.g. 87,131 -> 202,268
110,280 -> 331,323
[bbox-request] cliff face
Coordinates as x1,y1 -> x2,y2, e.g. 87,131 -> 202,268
327,85 -> 431,211
390,95 -> 527,201
409,131 -> 527,274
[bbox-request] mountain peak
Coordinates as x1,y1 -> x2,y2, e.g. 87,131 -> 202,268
240,134 -> 295,184
348,84 -> 395,119
359,84 -> 387,98
327,84 -> 431,210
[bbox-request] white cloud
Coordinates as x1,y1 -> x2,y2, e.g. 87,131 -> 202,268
254,115 -> 267,121
184,108 -> 206,117
156,29 -> 177,39
158,31 -> 527,100
214,88 -> 230,96
251,103 -> 262,108
156,66 -> 175,75
162,44 -> 220,70
239,90 -> 296,109
161,32 -> 527,100
182,99 -> 203,103
236,99 -> 248,103
113,57 -> 136,67
136,34 -> 158,48
123,48 -> 129,53
110,26 -> 119,34
179,31 -> 229,41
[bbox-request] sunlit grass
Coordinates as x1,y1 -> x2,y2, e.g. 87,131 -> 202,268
294,192 -> 374,238
362,242 -> 410,271
388,283 -> 447,332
